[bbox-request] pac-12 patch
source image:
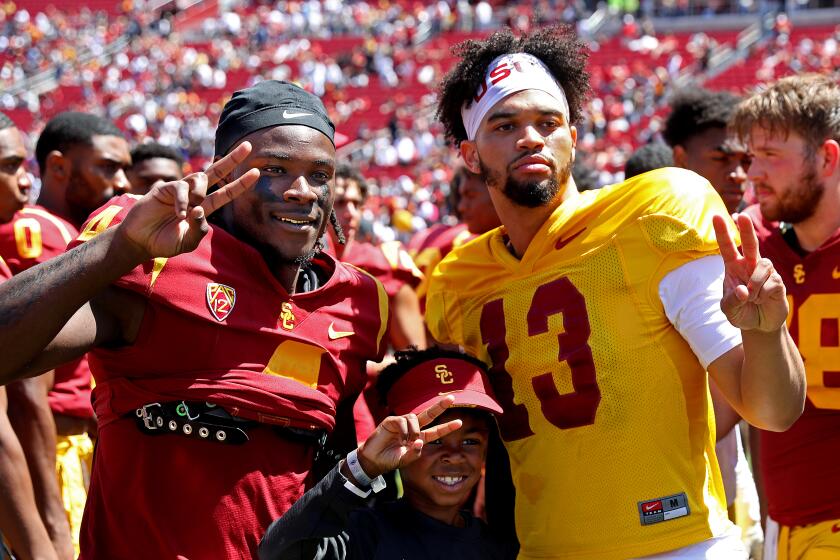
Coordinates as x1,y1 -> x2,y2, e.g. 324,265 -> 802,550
638,493 -> 690,526
206,283 -> 236,322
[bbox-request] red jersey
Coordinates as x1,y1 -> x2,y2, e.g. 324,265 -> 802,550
69,195 -> 389,559
406,222 -> 456,256
0,205 -> 94,419
407,223 -> 474,309
324,238 -> 422,440
752,210 -> 840,526
0,205 -> 76,272
0,255 -> 10,280
328,239 -> 422,297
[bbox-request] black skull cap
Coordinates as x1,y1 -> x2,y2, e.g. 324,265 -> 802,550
215,80 -> 335,156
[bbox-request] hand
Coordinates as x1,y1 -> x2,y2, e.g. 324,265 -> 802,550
118,142 -> 260,260
713,213 -> 789,332
356,395 -> 462,478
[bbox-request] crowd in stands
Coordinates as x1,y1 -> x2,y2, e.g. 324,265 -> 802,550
753,17 -> 840,80
0,3 -> 133,102
0,0 -> 837,243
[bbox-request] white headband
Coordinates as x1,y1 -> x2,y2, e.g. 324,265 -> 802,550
460,53 -> 570,141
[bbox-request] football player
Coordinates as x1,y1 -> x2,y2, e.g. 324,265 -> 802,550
408,166 -> 477,311
734,74 -> 840,560
0,112 -> 67,560
664,88 -> 751,214
427,26 -> 805,559
0,81 -> 390,558
0,111 -> 131,556
126,142 -> 184,195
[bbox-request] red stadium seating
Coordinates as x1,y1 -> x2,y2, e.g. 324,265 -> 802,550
2,0 -> 836,198
12,0 -> 123,15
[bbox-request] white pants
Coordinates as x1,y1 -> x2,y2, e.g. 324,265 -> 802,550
634,524 -> 749,559
764,516 -> 780,560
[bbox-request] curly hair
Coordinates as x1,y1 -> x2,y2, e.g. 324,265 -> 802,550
662,88 -> 741,148
436,25 -> 591,147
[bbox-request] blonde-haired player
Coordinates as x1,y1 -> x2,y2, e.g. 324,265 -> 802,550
734,74 -> 840,560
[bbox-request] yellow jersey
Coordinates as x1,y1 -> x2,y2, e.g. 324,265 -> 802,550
426,168 -> 731,560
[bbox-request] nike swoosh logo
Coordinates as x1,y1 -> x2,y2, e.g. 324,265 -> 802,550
283,110 -> 312,119
833,266 -> 840,280
832,522 -> 840,533
328,322 -> 354,340
555,227 -> 586,251
643,504 -> 658,512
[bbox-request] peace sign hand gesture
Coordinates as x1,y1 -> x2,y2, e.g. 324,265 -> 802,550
713,213 -> 789,332
354,396 -> 462,479
118,141 -> 260,261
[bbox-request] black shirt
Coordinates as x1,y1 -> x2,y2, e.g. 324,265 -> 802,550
259,464 -> 517,560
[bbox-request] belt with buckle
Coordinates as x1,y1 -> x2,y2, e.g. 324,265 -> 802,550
134,401 -> 252,445
133,401 -> 328,448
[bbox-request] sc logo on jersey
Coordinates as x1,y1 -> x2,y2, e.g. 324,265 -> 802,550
793,264 -> 806,284
279,302 -> 295,330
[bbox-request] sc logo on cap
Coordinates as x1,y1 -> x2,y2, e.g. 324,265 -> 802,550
435,364 -> 454,385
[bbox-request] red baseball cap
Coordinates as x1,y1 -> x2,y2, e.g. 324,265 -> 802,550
386,357 -> 503,416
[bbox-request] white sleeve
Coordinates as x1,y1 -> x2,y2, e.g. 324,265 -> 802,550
658,255 -> 742,369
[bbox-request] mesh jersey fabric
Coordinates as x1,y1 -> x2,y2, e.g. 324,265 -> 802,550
426,167 -> 732,560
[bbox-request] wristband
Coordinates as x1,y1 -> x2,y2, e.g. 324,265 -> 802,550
346,449 -> 386,493
370,474 -> 386,494
346,449 -> 373,486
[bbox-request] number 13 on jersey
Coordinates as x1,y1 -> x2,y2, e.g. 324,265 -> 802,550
480,277 -> 601,442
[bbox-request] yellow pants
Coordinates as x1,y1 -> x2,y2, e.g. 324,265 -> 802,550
767,517 -> 840,560
55,433 -> 94,557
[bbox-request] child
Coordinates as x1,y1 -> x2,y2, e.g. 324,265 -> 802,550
259,347 -> 518,560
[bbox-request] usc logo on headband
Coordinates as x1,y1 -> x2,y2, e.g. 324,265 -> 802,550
461,53 -> 569,141
474,60 -> 523,103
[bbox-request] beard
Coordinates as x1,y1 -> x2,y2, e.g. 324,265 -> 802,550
479,152 -> 572,208
759,160 -> 824,223
293,242 -> 322,265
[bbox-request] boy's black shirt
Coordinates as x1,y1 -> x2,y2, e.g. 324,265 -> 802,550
259,463 -> 518,560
